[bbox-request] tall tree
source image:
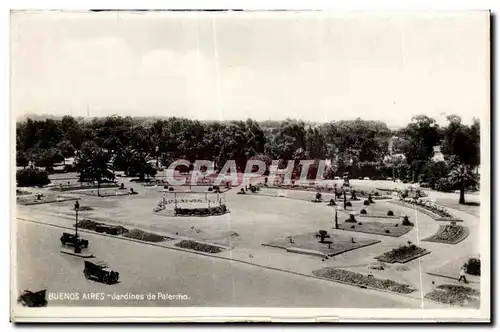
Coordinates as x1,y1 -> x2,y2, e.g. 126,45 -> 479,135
75,141 -> 114,196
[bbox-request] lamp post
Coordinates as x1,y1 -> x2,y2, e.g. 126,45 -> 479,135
334,207 -> 338,229
74,200 -> 80,237
74,200 -> 80,253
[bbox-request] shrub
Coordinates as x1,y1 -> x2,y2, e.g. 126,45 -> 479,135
402,215 -> 413,226
208,187 -> 213,192
328,199 -> 336,206
363,200 -> 370,206
346,214 -> 357,223
250,185 -> 257,193
169,187 -> 174,192
346,202 -> 352,207
360,209 -> 367,214
394,223 -> 399,227
464,258 -> 480,276
387,210 -> 394,216
434,178 -> 454,192
350,225 -> 355,229
315,192 -> 322,200
385,229 -> 390,234
16,168 -> 50,187
357,222 -> 363,225
317,230 -> 330,242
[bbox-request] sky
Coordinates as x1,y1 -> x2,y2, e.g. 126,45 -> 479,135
10,11 -> 489,127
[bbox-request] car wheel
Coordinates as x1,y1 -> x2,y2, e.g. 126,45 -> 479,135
103,275 -> 109,284
84,270 -> 90,279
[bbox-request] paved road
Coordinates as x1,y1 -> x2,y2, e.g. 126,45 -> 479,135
16,219 -> 421,308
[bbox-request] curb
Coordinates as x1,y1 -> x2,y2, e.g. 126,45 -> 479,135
60,250 -> 95,258
426,272 -> 480,285
18,217 -> 432,305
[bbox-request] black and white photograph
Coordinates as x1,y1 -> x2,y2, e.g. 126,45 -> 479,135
9,9 -> 490,322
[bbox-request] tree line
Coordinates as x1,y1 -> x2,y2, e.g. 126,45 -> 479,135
16,114 -> 480,203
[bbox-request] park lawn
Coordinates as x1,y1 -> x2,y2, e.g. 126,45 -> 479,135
264,232 -> 380,257
337,220 -> 413,237
433,198 -> 480,218
16,193 -> 79,206
426,257 -> 481,284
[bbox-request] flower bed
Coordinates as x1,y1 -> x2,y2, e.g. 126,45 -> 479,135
313,268 -> 415,294
375,243 -> 430,263
424,284 -> 480,306
422,224 -> 470,244
76,219 -> 171,240
175,240 -> 224,253
174,204 -> 228,217
122,229 -> 169,242
76,219 -> 129,236
391,199 -> 462,222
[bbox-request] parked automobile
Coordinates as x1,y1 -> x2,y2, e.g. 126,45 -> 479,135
386,177 -> 393,181
334,176 -> 340,180
17,289 -> 47,307
363,177 -> 370,180
60,232 -> 89,248
84,260 -> 120,284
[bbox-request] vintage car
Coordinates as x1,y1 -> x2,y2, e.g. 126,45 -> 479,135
17,289 -> 47,307
84,260 -> 119,284
60,232 -> 89,248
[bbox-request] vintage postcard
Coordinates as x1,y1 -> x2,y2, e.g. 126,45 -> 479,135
10,10 -> 490,322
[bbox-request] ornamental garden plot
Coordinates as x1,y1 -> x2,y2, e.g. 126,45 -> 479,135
375,242 -> 430,263
263,231 -> 380,257
422,223 -> 470,244
337,213 -> 414,237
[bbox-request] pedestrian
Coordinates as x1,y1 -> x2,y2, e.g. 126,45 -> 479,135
458,266 -> 468,283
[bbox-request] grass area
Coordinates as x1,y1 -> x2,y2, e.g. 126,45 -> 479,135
313,268 -> 415,294
263,232 -> 380,257
337,220 -> 413,237
16,189 -> 32,196
424,284 -> 480,306
422,224 -> 470,244
50,182 -> 118,192
75,188 -> 135,197
390,200 -> 462,222
426,257 -> 481,284
17,194 -> 79,205
434,198 -> 480,218
375,243 -> 430,263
